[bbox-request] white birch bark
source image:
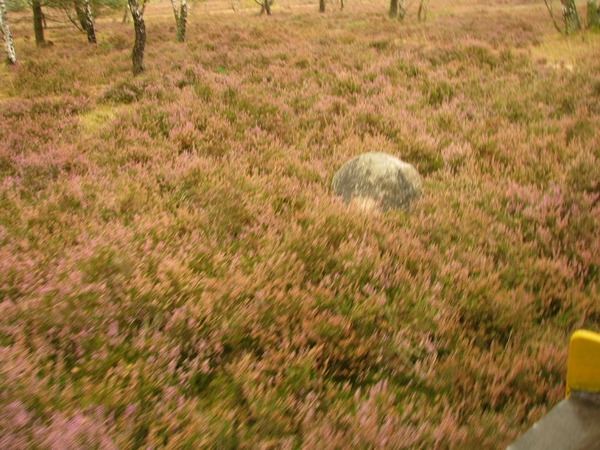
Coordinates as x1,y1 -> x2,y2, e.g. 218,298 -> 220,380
170,0 -> 187,42
128,0 -> 146,75
0,0 -> 17,65
178,0 -> 187,41
561,0 -> 582,33
83,0 -> 96,43
170,0 -> 180,22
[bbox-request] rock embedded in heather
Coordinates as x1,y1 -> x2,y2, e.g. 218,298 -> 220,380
332,152 -> 422,212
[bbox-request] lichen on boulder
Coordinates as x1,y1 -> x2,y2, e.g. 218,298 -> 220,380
332,152 -> 422,212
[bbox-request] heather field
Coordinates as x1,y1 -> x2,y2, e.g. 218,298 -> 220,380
1,0 -> 599,447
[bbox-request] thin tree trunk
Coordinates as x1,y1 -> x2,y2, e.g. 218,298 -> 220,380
254,0 -> 271,15
417,0 -> 428,22
399,0 -> 405,20
170,0 -> 179,23
128,0 -> 146,75
32,0 -> 45,46
0,0 -> 17,65
177,0 -> 187,41
561,0 -> 582,33
587,0 -> 600,28
340,0 -> 344,11
83,0 -> 96,43
122,3 -> 130,23
319,0 -> 325,12
389,0 -> 397,18
170,0 -> 187,42
74,1 -> 87,30
544,0 -> 565,33
170,0 -> 179,34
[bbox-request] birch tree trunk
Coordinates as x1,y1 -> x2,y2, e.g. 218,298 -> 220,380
561,0 -> 582,33
83,0 -> 96,43
170,0 -> 179,29
32,0 -> 46,46
417,0 -> 428,22
254,0 -> 271,15
128,0 -> 146,75
74,1 -> 87,30
588,0 -> 600,28
178,0 -> 187,40
399,0 -> 405,20
543,0 -> 564,32
389,0 -> 398,18
170,0 -> 187,42
0,0 -> 16,65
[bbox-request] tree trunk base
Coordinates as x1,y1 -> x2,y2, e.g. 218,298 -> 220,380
1,0 -> 17,65
389,0 -> 398,18
588,0 -> 600,28
32,0 -> 45,46
128,0 -> 146,75
561,0 -> 582,33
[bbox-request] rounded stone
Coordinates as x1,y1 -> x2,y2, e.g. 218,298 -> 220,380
332,152 -> 422,211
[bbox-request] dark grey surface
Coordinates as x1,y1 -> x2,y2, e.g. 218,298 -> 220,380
507,391 -> 600,450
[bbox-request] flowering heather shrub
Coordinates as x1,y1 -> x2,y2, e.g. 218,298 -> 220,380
1,0 -> 599,447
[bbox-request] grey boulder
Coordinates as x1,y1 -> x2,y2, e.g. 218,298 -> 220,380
332,152 -> 422,211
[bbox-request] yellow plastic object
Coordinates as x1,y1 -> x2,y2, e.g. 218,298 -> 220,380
565,329 -> 600,397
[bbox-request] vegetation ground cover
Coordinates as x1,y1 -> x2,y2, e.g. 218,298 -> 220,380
1,0 -> 599,447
